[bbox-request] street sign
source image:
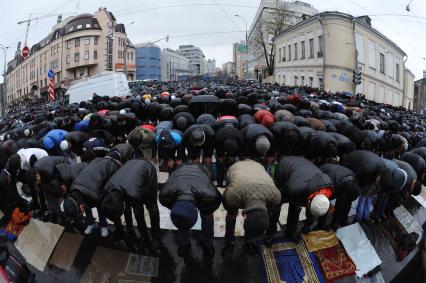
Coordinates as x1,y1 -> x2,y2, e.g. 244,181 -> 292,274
48,69 -> 55,79
22,46 -> 29,58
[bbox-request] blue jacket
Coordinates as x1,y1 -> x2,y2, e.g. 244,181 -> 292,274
74,119 -> 90,132
43,129 -> 68,150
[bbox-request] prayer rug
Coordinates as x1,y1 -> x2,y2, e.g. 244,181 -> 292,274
314,243 -> 356,282
393,205 -> 423,244
259,239 -> 325,283
302,230 -> 339,252
49,232 -> 84,271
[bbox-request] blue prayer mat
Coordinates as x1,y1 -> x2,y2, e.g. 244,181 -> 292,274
259,239 -> 325,283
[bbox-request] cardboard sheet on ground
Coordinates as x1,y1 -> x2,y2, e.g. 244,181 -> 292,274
81,246 -> 151,283
336,223 -> 382,278
393,205 -> 423,244
126,254 -> 159,277
14,219 -> 64,272
413,194 -> 426,209
49,232 -> 84,271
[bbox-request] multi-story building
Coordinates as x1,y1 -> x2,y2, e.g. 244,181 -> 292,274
247,0 -> 318,81
178,45 -> 205,76
5,8 -> 135,106
0,83 -> 5,115
233,41 -> 247,79
222,62 -> 236,77
274,12 -> 414,108
161,48 -> 190,81
414,71 -> 426,111
206,59 -> 216,75
135,43 -> 161,81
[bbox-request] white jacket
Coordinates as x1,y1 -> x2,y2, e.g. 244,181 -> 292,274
17,148 -> 49,171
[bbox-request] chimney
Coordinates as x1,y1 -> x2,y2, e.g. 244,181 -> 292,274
357,15 -> 372,26
57,15 -> 62,23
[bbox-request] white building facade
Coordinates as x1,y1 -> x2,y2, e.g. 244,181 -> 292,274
161,48 -> 190,81
247,0 -> 318,80
274,12 -> 414,108
177,45 -> 205,76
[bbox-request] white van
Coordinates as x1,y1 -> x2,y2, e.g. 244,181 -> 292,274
66,72 -> 130,104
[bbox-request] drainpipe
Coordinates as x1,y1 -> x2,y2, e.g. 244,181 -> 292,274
352,17 -> 358,97
403,55 -> 408,108
318,14 -> 326,91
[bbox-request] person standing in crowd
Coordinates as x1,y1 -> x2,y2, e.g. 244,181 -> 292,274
63,149 -> 123,237
159,163 -> 221,264
182,124 -> 215,166
273,156 -> 333,242
101,159 -> 161,254
222,160 -> 281,256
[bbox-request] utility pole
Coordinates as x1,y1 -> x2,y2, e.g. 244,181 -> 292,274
0,44 -> 8,115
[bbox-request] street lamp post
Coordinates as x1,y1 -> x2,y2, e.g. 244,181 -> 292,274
235,14 -> 249,80
0,44 -> 8,114
123,21 -> 135,80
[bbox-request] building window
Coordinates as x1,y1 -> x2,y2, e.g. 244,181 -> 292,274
301,76 -> 305,86
396,63 -> 400,82
318,77 -> 323,90
94,37 -> 98,45
84,37 -> 90,45
94,51 -> 98,60
283,46 -> 286,61
79,68 -> 84,76
288,45 -> 291,61
84,51 -> 89,60
294,43 -> 298,60
74,53 -> 80,62
66,56 -> 70,64
309,38 -> 314,58
318,35 -> 324,57
278,48 -> 282,62
380,53 -> 385,74
67,41 -> 71,49
301,41 -> 305,59
85,23 -> 91,28
77,24 -> 82,29
309,77 -> 313,87
294,76 -> 298,85
75,38 -> 80,47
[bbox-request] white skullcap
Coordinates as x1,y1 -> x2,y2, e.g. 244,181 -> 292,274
24,128 -> 30,137
60,140 -> 69,151
119,109 -> 126,115
310,194 -> 330,217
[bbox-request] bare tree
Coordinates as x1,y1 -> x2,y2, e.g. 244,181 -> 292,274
252,2 -> 289,76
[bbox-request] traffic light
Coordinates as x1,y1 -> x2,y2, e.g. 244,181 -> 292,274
353,70 -> 362,85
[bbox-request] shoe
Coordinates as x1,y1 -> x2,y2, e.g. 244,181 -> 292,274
264,234 -> 274,248
100,227 -> 109,238
84,224 -> 98,235
285,231 -> 302,243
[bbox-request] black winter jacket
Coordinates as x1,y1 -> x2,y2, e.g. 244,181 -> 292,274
159,164 -> 221,215
320,164 -> 358,199
34,156 -> 70,183
341,150 -> 384,186
214,126 -> 244,156
55,162 -> 87,188
70,157 -> 120,204
104,159 -> 158,205
275,156 -> 333,206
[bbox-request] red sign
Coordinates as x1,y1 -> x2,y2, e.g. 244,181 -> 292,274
22,46 -> 30,58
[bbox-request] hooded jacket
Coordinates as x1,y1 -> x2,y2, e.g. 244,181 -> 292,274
112,143 -> 135,163
214,126 -> 244,156
320,164 -> 358,199
270,121 -> 300,155
16,148 -> 48,171
55,162 -> 87,188
342,150 -> 384,186
409,147 -> 426,162
275,156 -> 333,206
223,160 -> 281,212
159,163 -> 221,215
33,156 -> 70,182
400,152 -> 426,177
104,159 -> 158,205
328,132 -> 356,155
241,123 -> 274,155
70,157 -> 120,204
42,129 -> 68,150
65,131 -> 91,152
380,158 -> 407,192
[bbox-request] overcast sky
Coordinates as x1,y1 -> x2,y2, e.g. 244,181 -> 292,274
0,0 -> 425,81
